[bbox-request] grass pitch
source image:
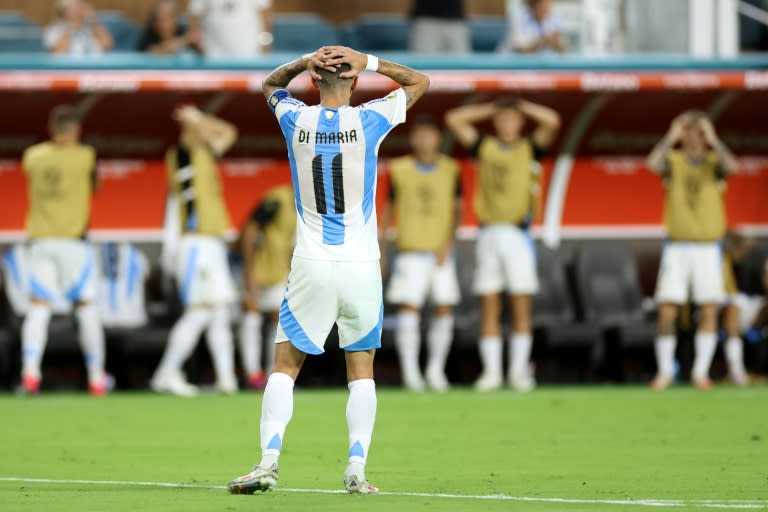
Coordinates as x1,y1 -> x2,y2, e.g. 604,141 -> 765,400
0,387 -> 766,511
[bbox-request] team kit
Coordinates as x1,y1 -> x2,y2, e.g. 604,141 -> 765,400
16,46 -> 749,495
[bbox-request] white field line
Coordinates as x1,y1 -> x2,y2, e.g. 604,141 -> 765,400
0,477 -> 766,509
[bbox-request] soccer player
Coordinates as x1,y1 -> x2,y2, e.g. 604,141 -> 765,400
647,111 -> 738,390
445,98 -> 560,392
151,105 -> 239,396
227,46 -> 429,495
239,185 -> 296,389
721,231 -> 752,386
20,105 -> 109,396
381,116 -> 462,391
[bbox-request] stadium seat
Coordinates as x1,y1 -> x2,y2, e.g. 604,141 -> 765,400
739,241 -> 768,295
272,14 -> 338,53
533,244 -> 600,347
0,10 -> 35,26
96,11 -> 141,51
574,241 -> 655,347
355,14 -> 409,52
469,16 -> 507,53
337,22 -> 361,49
0,26 -> 45,52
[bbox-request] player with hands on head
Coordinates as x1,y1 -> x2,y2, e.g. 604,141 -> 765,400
381,116 -> 463,392
227,46 -> 428,495
445,97 -> 560,392
151,104 -> 240,397
647,111 -> 738,390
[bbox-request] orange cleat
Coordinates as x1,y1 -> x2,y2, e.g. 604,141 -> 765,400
650,374 -> 673,391
88,373 -> 114,397
693,377 -> 714,390
246,371 -> 267,390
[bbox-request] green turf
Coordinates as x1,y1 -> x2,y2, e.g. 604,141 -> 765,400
0,387 -> 767,512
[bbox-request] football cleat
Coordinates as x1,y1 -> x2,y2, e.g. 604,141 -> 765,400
692,377 -> 714,390
729,371 -> 749,387
228,463 -> 279,494
509,373 -> 537,392
474,372 -> 503,392
150,371 -> 199,397
401,372 -> 426,392
425,366 -> 450,392
216,373 -> 239,395
21,374 -> 40,395
650,374 -> 673,391
344,474 -> 379,495
246,371 -> 267,390
88,373 -> 114,397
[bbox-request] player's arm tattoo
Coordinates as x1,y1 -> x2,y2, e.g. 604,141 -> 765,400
262,57 -> 307,99
376,60 -> 429,110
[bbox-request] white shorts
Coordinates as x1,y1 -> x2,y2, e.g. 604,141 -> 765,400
386,252 -> 460,308
276,256 -> 382,355
473,225 -> 539,295
176,235 -> 236,306
655,241 -> 725,305
258,282 -> 287,312
26,238 -> 97,303
729,293 -> 765,332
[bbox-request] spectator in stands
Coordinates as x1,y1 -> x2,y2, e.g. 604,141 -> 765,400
498,0 -> 566,54
44,0 -> 113,56
646,111 -> 738,391
138,0 -> 202,55
410,0 -> 470,53
19,105 -> 109,396
445,98 -> 561,392
151,105 -> 239,396
239,185 -> 296,390
381,116 -> 463,391
189,0 -> 273,58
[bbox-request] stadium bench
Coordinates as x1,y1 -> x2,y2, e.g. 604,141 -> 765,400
272,14 -> 339,53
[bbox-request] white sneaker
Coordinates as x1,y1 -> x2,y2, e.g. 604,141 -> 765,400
150,371 -> 199,397
425,366 -> 450,392
344,464 -> 379,494
228,463 -> 279,494
402,372 -> 426,392
730,370 -> 749,387
216,373 -> 239,395
474,372 -> 502,392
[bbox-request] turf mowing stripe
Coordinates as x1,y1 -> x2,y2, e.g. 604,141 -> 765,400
0,477 -> 765,509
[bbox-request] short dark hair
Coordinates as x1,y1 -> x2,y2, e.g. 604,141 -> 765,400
411,115 -> 439,129
494,96 -> 522,112
49,105 -> 81,132
317,63 -> 353,90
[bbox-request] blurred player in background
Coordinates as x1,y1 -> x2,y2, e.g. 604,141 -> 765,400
228,46 -> 429,495
381,116 -> 462,391
721,231 -> 752,385
647,111 -> 738,390
20,105 -> 109,396
239,185 -> 296,389
445,98 -> 560,392
151,105 -> 239,396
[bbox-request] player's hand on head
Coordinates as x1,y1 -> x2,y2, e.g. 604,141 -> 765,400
698,117 -> 718,144
316,46 -> 367,79
304,48 -> 338,81
174,105 -> 203,124
668,113 -> 688,141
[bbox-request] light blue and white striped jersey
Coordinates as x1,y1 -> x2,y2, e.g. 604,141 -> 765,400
268,87 -> 407,261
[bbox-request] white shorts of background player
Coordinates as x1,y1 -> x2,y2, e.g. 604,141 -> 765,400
26,238 -> 97,304
655,241 -> 725,305
473,224 -> 539,296
175,234 -> 236,306
386,252 -> 460,308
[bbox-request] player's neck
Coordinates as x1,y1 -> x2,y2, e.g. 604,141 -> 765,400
414,152 -> 438,165
52,135 -> 78,146
683,146 -> 705,160
319,90 -> 352,109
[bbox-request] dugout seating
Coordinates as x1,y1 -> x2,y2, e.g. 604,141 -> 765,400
574,241 -> 656,348
95,11 -> 141,52
739,240 -> 768,296
354,14 -> 410,52
272,14 -> 339,53
469,16 -> 507,52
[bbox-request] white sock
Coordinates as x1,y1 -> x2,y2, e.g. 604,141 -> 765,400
479,336 -> 502,377
426,314 -> 453,373
239,312 -> 263,375
75,304 -> 106,384
395,311 -> 421,381
509,332 -> 533,378
654,335 -> 676,377
260,372 -> 295,467
346,378 -> 377,475
21,304 -> 52,379
264,321 -> 277,374
692,331 -> 717,381
206,305 -> 236,384
725,336 -> 746,376
156,308 -> 211,376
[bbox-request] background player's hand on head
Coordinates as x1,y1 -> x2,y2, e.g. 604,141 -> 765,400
173,105 -> 204,125
698,117 -> 718,145
667,113 -> 689,142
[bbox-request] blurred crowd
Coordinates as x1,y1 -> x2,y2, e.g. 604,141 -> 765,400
7,0 -> 764,58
